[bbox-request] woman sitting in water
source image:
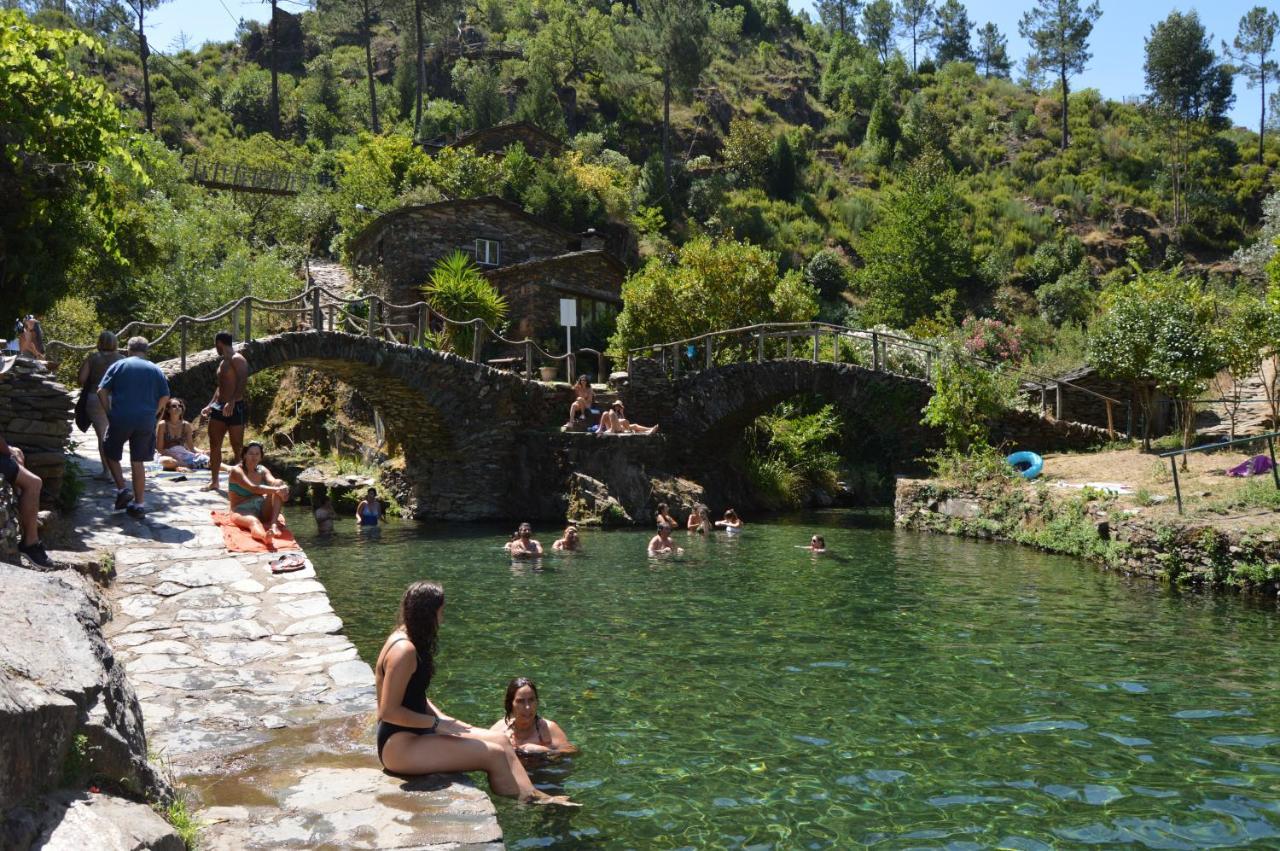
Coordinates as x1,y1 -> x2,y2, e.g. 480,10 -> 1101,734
715,508 -> 743,532
155,398 -> 210,470
313,494 -> 336,535
551,526 -> 581,552
654,502 -> 677,529
356,487 -> 383,527
809,535 -> 826,553
489,677 -> 576,761
509,522 -> 542,558
686,504 -> 711,534
565,376 -> 595,427
375,582 -> 572,804
227,442 -> 290,546
648,523 -> 683,556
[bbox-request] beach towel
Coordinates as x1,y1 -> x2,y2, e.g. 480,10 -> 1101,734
211,510 -> 301,553
1227,455 -> 1275,478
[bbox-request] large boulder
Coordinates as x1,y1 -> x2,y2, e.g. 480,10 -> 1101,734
0,563 -> 168,812
2,790 -> 183,851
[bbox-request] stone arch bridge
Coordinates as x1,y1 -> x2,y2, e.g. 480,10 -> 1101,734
160,334 -> 1107,520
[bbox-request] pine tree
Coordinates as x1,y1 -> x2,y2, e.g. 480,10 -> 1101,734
932,0 -> 973,66
1223,7 -> 1280,165
1019,0 -> 1102,150
975,22 -> 1011,79
862,0 -> 895,64
897,0 -> 934,72
817,0 -> 861,37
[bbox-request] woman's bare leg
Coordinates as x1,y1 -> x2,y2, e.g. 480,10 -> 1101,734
230,512 -> 269,543
261,492 -> 282,530
383,733 -> 551,801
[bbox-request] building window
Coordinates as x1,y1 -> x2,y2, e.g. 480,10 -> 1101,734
475,238 -> 501,266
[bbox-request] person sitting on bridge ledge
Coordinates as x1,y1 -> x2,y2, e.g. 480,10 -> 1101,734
0,433 -> 52,567
597,401 -> 658,435
227,442 -> 290,546
565,376 -> 596,428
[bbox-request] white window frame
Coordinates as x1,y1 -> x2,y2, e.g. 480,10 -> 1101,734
475,238 -> 501,266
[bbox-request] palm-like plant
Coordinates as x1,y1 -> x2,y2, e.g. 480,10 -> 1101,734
420,251 -> 508,357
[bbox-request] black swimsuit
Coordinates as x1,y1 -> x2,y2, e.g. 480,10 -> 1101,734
376,637 -> 437,764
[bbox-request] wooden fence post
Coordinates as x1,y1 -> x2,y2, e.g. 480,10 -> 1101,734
811,331 -> 819,362
525,340 -> 534,379
179,320 -> 188,372
243,300 -> 253,342
871,332 -> 881,371
757,332 -> 765,363
706,337 -> 714,370
366,297 -> 376,336
471,321 -> 484,362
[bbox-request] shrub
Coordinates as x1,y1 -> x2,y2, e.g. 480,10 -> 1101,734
960,317 -> 1024,362
420,251 -> 508,356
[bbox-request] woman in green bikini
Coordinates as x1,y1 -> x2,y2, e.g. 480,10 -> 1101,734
228,442 -> 290,546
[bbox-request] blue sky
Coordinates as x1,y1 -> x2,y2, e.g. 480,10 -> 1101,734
144,0 -> 1271,133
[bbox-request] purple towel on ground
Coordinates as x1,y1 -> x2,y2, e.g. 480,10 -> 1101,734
1227,455 -> 1275,477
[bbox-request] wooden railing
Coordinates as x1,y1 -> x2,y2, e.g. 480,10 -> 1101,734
629,322 -> 1132,438
44,284 -> 582,383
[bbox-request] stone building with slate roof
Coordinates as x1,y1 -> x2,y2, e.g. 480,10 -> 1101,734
348,196 -> 625,354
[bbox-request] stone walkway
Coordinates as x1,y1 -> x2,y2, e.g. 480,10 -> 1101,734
66,432 -> 502,849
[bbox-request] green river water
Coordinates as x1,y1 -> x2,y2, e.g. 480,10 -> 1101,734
293,512 -> 1280,849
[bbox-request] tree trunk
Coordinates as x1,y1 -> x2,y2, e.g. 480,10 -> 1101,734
1261,68 -> 1267,166
269,0 -> 280,137
662,65 -> 672,194
413,0 -> 425,140
139,5 -> 152,132
1059,67 -> 1069,150
362,0 -> 380,133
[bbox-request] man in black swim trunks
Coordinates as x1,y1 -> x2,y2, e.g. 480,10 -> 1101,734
0,432 -> 52,567
201,332 -> 249,492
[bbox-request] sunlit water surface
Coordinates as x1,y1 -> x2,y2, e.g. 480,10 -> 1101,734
294,512 -> 1280,849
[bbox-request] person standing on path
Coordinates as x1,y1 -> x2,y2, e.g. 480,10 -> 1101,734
77,331 -> 124,480
201,332 -> 249,492
97,336 -> 170,519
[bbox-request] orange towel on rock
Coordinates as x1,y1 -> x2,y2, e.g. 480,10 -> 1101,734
211,511 -> 301,553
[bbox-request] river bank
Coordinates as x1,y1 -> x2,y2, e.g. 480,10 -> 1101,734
895,463 -> 1280,594
2,431 -> 503,850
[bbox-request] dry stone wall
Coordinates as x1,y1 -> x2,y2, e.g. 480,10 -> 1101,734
0,356 -> 72,507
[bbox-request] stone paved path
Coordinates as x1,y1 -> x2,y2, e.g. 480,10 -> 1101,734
66,432 -> 502,849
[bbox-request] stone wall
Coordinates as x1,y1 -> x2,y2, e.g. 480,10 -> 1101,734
895,478 -> 1280,593
0,356 -> 72,508
349,198 -> 581,304
990,408 -> 1115,453
0,562 -> 171,846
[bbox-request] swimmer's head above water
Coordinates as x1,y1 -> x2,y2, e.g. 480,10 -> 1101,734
504,676 -> 540,722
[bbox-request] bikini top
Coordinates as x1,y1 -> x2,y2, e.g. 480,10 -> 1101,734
228,465 -> 266,498
161,423 -> 185,450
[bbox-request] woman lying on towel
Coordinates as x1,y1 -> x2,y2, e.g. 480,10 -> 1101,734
227,442 -> 291,546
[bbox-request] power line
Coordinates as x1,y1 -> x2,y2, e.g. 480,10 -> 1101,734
215,0 -> 242,29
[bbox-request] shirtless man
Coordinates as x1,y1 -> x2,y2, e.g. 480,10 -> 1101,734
565,376 -> 595,428
647,523 -> 683,556
201,332 -> 249,491
508,522 -> 542,558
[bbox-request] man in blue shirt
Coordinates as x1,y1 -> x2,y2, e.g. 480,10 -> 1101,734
98,336 -> 170,519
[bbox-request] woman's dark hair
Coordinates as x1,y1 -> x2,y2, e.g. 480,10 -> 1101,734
398,581 -> 444,682
503,676 -> 539,721
241,441 -> 264,461
657,502 -> 668,513
725,508 -> 738,520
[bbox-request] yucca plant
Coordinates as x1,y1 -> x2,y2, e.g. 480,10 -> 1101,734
420,251 -> 508,357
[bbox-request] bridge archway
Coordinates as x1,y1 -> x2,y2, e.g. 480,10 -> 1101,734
647,360 -> 941,466
159,332 -> 541,519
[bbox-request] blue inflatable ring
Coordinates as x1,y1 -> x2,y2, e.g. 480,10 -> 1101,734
1006,451 -> 1044,479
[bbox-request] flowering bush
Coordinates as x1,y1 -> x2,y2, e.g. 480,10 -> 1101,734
961,317 -> 1024,362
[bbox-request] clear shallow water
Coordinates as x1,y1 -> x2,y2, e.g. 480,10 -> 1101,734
294,512 -> 1280,849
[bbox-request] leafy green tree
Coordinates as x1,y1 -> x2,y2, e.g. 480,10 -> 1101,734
1144,10 -> 1234,228
1089,270 -> 1221,454
975,22 -> 1011,79
853,150 -> 973,328
1035,262 -> 1093,326
897,0 -> 934,72
931,0 -> 973,66
608,237 -> 818,356
1019,0 -> 1102,150
805,250 -> 853,301
921,340 -> 1007,451
766,134 -> 798,200
420,251 -> 509,356
862,0 -> 896,63
722,118 -> 771,186
515,65 -> 567,138
630,0 -> 710,194
864,93 -> 900,164
817,0 -> 861,37
1214,295 -> 1278,439
460,63 -> 507,131
1223,7 -> 1280,165
1,10 -> 140,320
124,0 -> 172,132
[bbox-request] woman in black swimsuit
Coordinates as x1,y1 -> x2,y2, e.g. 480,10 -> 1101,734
374,581 -> 573,804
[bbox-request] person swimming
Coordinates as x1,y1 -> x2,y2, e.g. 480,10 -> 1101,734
715,508 -> 743,533
551,526 -> 581,552
809,535 -> 826,553
356,487 -> 383,527
654,502 -> 677,529
648,523 -> 683,556
509,522 -> 542,558
686,504 -> 712,534
488,677 -> 576,762
374,582 -> 573,804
